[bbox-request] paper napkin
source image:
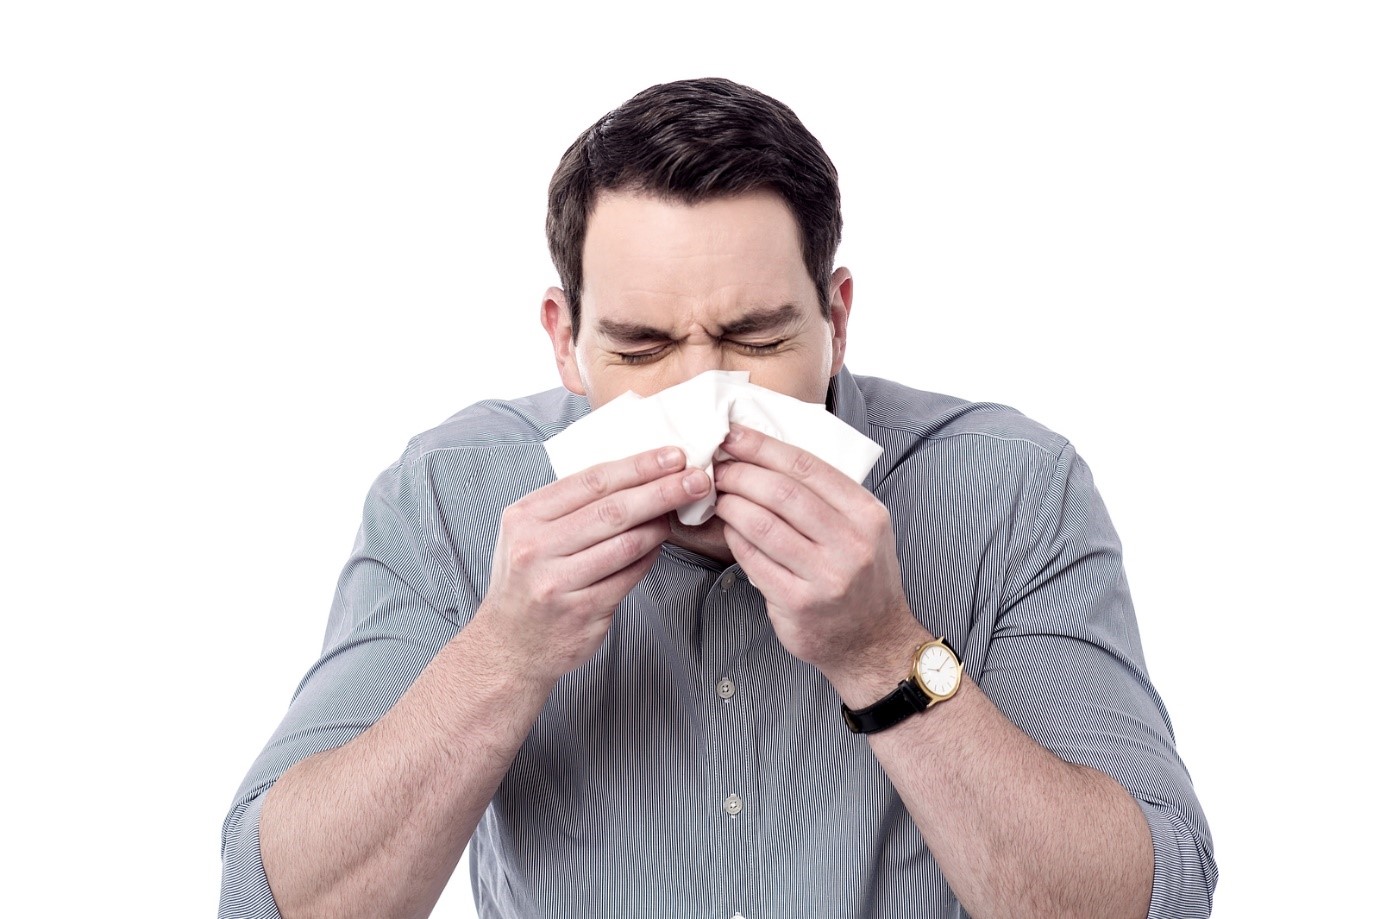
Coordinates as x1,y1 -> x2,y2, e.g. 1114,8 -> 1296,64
543,370 -> 884,524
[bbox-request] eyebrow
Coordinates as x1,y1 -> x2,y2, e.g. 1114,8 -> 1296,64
595,303 -> 803,344
595,318 -> 674,345
717,303 -> 803,337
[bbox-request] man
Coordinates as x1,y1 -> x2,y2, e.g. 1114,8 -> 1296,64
222,78 -> 1215,918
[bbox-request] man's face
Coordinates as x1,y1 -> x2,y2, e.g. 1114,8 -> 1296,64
542,188 -> 852,561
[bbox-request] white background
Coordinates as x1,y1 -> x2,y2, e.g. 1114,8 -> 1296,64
2,2 -> 1375,915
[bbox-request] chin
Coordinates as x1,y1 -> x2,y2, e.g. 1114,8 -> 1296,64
666,513 -> 736,564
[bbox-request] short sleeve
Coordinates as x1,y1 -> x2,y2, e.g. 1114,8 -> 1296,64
218,443 -> 467,917
981,442 -> 1218,916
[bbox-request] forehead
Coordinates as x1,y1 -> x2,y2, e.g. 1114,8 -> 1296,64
581,189 -> 814,327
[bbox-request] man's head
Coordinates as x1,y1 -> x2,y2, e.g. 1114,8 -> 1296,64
540,79 -> 853,560
545,78 -> 844,340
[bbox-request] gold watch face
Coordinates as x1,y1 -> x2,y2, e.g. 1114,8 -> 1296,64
914,640 -> 961,701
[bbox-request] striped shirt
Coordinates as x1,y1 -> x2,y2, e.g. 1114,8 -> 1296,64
221,366 -> 1216,918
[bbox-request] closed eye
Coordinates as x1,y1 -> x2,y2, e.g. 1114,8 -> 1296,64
615,339 -> 785,364
731,340 -> 785,355
614,346 -> 669,365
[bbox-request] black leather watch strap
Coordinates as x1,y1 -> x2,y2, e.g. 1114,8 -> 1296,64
841,679 -> 932,735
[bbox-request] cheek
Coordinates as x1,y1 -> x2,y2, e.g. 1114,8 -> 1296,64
572,348 -> 619,407
586,357 -> 698,404
774,345 -> 836,403
576,360 -> 657,409
739,366 -> 824,404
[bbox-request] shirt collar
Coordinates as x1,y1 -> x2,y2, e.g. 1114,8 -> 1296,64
827,365 -> 869,437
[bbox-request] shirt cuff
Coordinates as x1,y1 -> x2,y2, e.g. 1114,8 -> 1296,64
1139,798 -> 1217,918
220,791 -> 284,919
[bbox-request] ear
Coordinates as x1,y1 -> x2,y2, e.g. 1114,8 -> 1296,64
826,267 -> 853,376
541,287 -> 587,396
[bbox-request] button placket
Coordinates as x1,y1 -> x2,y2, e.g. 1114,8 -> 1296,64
702,564 -> 762,917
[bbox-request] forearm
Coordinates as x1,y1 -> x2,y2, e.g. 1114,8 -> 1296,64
258,612 -> 552,919
830,629 -> 1153,919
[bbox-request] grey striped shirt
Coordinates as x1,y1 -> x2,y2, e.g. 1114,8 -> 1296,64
221,367 -> 1215,918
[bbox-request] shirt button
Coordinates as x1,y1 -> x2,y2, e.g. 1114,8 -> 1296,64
716,678 -> 736,700
720,572 -> 736,591
723,793 -> 743,816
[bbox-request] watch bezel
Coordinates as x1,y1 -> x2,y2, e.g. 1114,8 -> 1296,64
911,637 -> 963,703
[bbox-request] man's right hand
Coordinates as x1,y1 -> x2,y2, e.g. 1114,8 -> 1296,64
475,445 -> 710,681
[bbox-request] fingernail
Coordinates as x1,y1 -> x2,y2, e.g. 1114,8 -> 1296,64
683,470 -> 710,496
724,426 -> 743,445
657,447 -> 681,469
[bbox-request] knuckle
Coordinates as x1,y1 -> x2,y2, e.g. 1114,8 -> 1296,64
529,577 -> 561,607
580,467 -> 611,497
508,538 -> 537,569
657,476 -> 682,507
773,479 -> 800,506
638,449 -> 668,479
843,528 -> 871,556
789,450 -> 817,479
726,529 -> 756,560
596,497 -> 629,528
614,528 -> 647,563
749,510 -> 776,540
817,562 -> 848,592
630,453 -> 652,483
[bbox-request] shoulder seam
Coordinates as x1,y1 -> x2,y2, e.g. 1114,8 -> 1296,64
411,438 -> 551,463
921,429 -> 1063,458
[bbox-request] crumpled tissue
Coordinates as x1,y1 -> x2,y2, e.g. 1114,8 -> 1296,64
542,370 -> 884,525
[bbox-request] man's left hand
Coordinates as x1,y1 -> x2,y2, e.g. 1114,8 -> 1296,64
712,424 -> 924,689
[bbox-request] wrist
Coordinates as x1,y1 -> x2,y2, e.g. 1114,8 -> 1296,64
824,615 -> 932,710
453,609 -> 561,699
838,631 -> 965,736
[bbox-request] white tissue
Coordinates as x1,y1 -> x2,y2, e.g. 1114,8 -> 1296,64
543,370 -> 884,525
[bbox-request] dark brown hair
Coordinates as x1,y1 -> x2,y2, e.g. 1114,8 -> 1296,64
547,77 -> 843,338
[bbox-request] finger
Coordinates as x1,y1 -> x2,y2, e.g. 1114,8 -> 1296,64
532,446 -> 687,520
718,425 -> 856,513
587,523 -> 668,598
714,458 -> 837,542
546,465 -> 711,556
558,516 -> 671,597
713,492 -> 817,579
721,521 -> 797,599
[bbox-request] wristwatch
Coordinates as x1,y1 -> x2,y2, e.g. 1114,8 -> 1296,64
841,637 -> 963,735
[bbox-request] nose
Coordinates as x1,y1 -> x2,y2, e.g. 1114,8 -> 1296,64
674,339 -> 726,384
